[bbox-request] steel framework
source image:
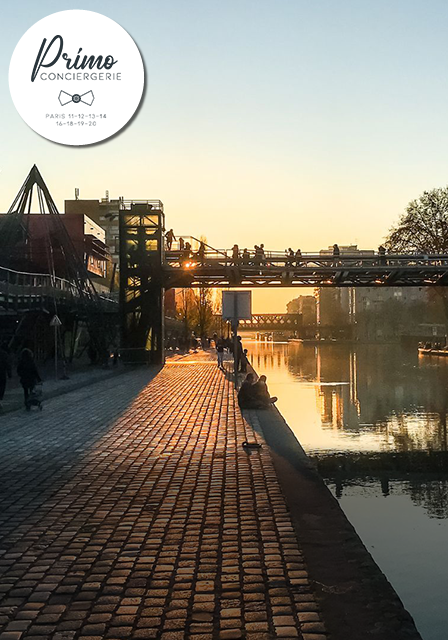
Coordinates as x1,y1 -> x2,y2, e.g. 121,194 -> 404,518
163,250 -> 448,288
237,313 -> 302,330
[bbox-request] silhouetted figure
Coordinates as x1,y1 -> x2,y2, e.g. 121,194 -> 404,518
236,335 -> 244,371
196,241 -> 206,265
286,248 -> 295,267
242,248 -> 250,265
17,348 -> 41,409
216,336 -> 225,369
232,244 -> 240,265
179,237 -> 185,251
378,245 -> 386,266
0,345 -> 12,409
238,373 -> 257,409
254,245 -> 263,266
253,375 -> 278,408
181,242 -> 192,265
240,348 -> 249,373
166,229 -> 176,250
295,248 -> 302,266
332,243 -> 340,267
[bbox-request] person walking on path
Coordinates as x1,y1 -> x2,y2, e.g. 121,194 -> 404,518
0,345 -> 12,410
17,349 -> 41,409
216,336 -> 225,369
240,348 -> 249,373
236,335 -> 244,372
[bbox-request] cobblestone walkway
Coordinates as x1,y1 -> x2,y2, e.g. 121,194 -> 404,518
0,361 -> 326,640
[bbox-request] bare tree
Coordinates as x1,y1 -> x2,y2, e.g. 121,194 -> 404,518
177,289 -> 195,337
193,288 -> 216,338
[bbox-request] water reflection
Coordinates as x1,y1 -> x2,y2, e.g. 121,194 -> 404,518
247,340 -> 448,639
249,342 -> 448,454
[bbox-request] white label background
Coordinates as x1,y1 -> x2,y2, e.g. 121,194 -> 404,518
9,10 -> 144,146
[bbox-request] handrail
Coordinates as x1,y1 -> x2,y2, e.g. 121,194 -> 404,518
0,264 -> 117,306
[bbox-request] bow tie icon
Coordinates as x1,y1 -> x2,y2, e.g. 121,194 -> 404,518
58,90 -> 95,106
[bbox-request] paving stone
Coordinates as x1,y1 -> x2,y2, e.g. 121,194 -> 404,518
0,359 -> 326,639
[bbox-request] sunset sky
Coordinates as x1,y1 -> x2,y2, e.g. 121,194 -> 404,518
2,0 -> 448,311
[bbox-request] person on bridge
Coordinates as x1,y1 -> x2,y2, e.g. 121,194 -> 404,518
254,245 -> 266,266
378,245 -> 386,266
17,349 -> 41,410
295,248 -> 302,266
166,229 -> 176,251
253,375 -> 278,408
0,344 -> 12,410
286,248 -> 295,267
232,244 -> 240,265
242,248 -> 250,265
181,242 -> 192,266
179,237 -> 185,251
196,241 -> 206,265
332,243 -> 340,267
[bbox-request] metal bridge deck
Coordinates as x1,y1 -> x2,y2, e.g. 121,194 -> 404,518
163,251 -> 448,288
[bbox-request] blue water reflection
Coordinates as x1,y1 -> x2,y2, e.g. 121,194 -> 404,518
248,341 -> 448,640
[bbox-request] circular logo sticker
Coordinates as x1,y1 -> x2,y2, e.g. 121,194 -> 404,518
9,10 -> 145,146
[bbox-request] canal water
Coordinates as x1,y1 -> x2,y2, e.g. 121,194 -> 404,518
247,340 -> 448,640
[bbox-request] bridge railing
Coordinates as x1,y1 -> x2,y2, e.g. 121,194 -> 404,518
0,265 -> 117,308
164,249 -> 448,270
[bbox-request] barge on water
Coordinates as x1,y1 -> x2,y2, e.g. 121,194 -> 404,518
418,342 -> 448,357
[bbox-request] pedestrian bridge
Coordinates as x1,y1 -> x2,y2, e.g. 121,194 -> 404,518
164,247 -> 448,288
236,313 -> 301,331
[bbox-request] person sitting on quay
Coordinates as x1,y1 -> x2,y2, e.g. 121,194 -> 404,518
238,373 -> 257,409
253,375 -> 278,408
238,373 -> 277,410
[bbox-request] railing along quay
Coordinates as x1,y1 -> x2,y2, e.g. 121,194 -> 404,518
0,265 -> 118,313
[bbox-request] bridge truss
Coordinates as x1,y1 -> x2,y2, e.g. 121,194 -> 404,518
237,313 -> 302,331
163,250 -> 448,289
